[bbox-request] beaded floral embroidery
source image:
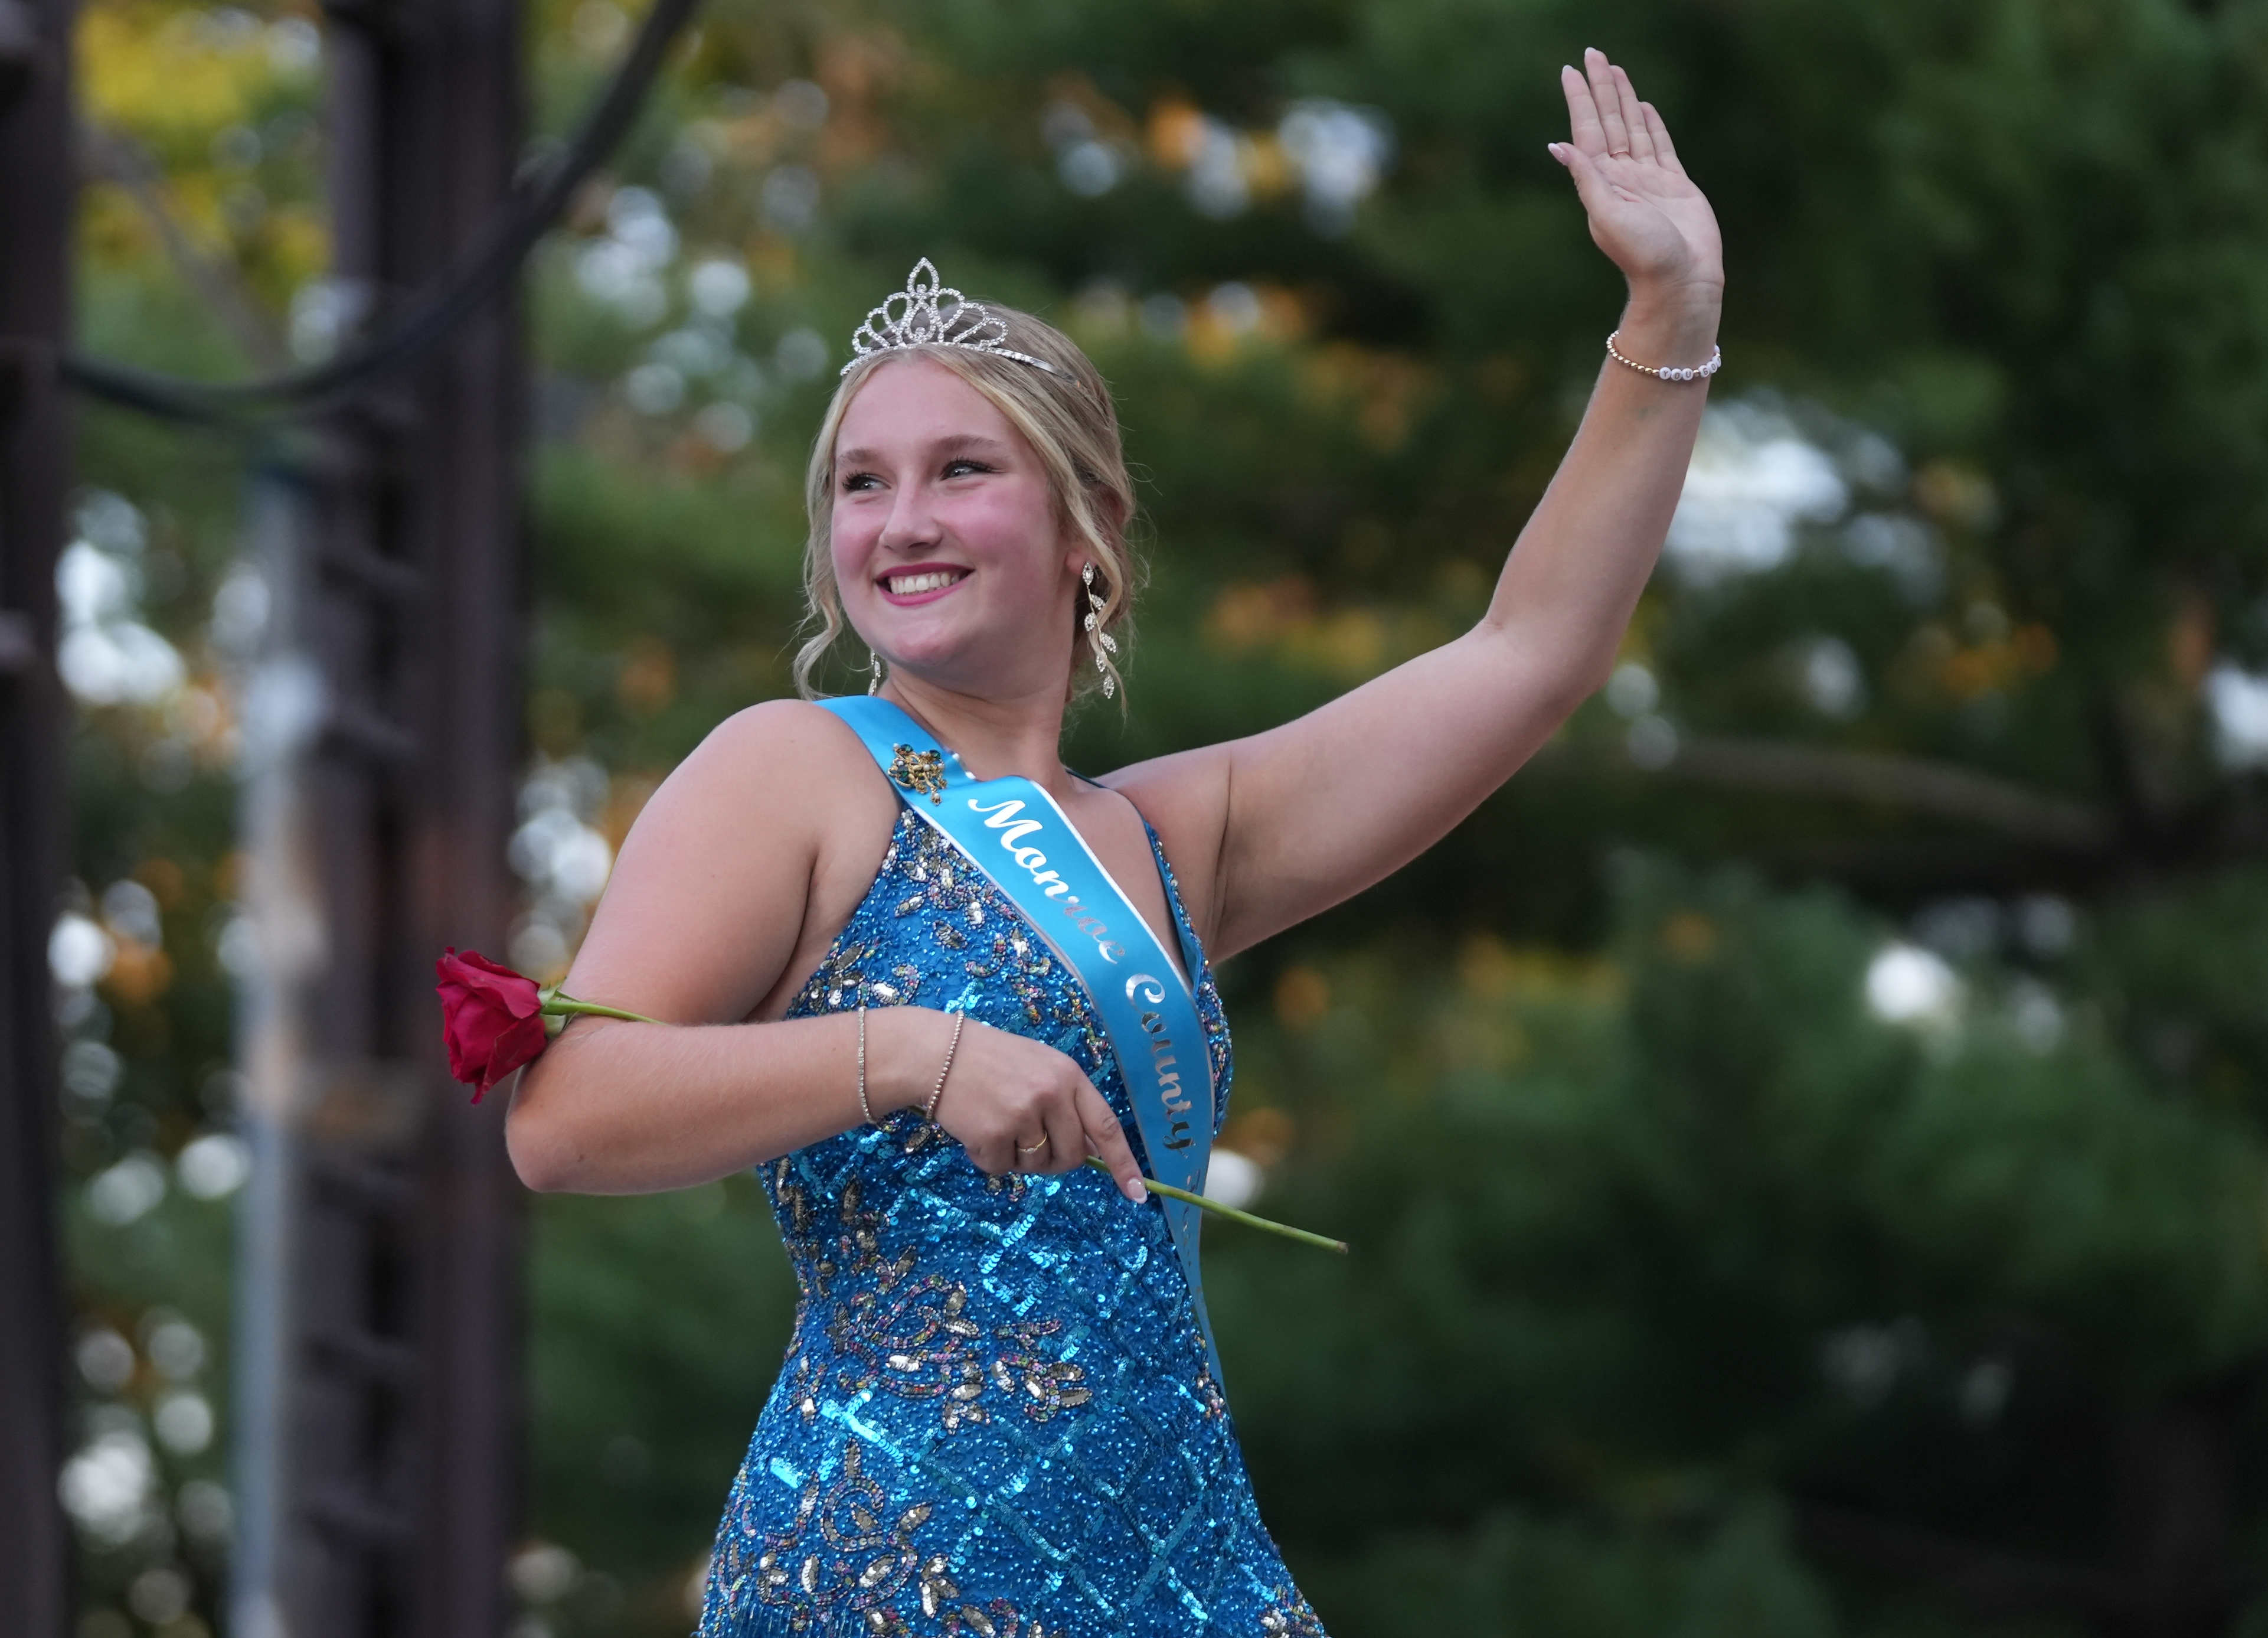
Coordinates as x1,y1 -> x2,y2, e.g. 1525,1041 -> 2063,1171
698,808 -> 1313,1632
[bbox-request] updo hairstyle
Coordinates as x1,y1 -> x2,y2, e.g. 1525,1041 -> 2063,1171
793,302 -> 1138,704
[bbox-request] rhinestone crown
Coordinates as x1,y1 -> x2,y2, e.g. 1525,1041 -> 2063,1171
843,257 -> 1060,377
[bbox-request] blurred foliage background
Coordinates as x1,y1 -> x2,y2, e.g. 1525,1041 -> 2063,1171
50,0 -> 2268,1634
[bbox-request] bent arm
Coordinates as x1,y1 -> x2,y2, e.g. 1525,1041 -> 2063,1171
504,700 -> 944,1193
508,1006 -> 952,1194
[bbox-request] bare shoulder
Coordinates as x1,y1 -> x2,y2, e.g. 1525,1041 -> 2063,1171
1097,740 -> 1235,948
568,697 -> 901,1024
627,699 -> 859,847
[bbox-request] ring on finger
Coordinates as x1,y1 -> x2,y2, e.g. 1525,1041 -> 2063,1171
1014,1134 -> 1051,1156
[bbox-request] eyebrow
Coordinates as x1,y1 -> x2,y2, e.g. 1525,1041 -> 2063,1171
837,432 -> 1015,468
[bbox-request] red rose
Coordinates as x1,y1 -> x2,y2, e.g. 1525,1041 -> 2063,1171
436,948 -> 550,1102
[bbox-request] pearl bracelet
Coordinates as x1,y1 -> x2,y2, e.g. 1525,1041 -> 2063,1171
1606,328 -> 1722,383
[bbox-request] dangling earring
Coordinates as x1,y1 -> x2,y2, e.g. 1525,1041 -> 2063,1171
867,650 -> 884,694
1081,562 -> 1119,699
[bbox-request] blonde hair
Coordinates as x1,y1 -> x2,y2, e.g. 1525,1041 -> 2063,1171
792,302 -> 1139,704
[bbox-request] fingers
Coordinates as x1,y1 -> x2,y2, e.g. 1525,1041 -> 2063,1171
1613,66 -> 1655,162
1547,136 -> 1610,214
1582,47 -> 1631,158
1027,1090 -> 1084,1177
1640,101 -> 1684,174
1075,1079 -> 1147,1203
1558,61 -> 1606,156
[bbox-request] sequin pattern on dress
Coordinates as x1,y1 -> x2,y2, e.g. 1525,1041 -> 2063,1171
697,808 -> 1318,1636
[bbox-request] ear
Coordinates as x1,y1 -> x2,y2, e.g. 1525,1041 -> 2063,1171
1091,486 -> 1131,536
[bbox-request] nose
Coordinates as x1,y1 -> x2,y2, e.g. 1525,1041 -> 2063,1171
875,483 -> 942,560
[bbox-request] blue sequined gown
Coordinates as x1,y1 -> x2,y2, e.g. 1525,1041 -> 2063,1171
695,804 -> 1325,1636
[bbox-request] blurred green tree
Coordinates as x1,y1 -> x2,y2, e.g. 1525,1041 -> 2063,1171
51,0 -> 2268,1633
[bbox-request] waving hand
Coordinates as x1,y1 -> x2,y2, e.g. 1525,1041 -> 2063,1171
1549,48 -> 1724,298
1111,48 -> 1726,962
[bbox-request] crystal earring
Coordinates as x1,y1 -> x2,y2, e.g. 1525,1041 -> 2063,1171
867,650 -> 884,694
1081,563 -> 1119,699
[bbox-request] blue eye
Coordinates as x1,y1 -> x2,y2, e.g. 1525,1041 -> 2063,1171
945,458 -> 993,478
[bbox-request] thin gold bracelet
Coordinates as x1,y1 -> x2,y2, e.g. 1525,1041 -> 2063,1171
856,1003 -> 875,1125
1606,328 -> 1722,383
924,1011 -> 967,1121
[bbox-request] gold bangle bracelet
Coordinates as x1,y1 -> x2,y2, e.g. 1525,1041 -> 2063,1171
924,1011 -> 967,1121
856,1002 -> 875,1125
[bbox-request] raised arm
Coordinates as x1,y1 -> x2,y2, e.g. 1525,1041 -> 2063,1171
1113,48 -> 1724,960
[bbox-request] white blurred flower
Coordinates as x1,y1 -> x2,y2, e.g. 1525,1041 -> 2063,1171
1865,942 -> 1962,1027
177,1133 -> 252,1200
178,1479 -> 234,1542
128,1566 -> 192,1625
55,523 -> 184,706
511,1541 -> 580,1604
102,879 -> 162,946
623,363 -> 686,416
1277,100 -> 1393,235
153,1392 -> 215,1456
1058,140 -> 1122,197
510,808 -> 613,905
147,1317 -> 207,1380
1202,1148 -> 1262,1210
76,1328 -> 136,1392
686,259 -> 751,318
652,325 -> 731,380
760,166 -> 821,233
605,187 -> 677,263
57,541 -> 132,625
61,1040 -> 122,1105
1626,713 -> 1678,771
693,402 -> 755,453
88,1153 -> 167,1226
1604,661 -> 1659,719
1206,282 -> 1262,335
773,79 -> 829,130
1799,637 -> 1865,718
50,912 -> 116,987
208,562 -> 272,654
1668,403 -> 1849,581
2205,663 -> 2268,769
1183,119 -> 1248,218
266,15 -> 319,71
75,488 -> 147,554
59,1428 -> 156,1545
2007,978 -> 2064,1053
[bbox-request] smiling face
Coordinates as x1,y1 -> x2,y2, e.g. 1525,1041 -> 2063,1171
829,355 -> 1085,700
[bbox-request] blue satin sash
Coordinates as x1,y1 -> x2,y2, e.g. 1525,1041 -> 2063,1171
818,694 -> 1222,1379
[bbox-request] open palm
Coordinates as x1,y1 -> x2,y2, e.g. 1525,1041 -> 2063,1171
1551,48 -> 1724,296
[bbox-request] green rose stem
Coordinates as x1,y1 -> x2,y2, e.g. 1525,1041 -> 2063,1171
539,990 -> 662,1029
538,990 -> 1347,1254
1086,1159 -> 1348,1254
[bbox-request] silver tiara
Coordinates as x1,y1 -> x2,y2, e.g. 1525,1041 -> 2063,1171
842,257 -> 1060,377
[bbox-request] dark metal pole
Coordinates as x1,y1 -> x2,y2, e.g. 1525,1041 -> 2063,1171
224,0 -> 527,1631
0,0 -> 78,1628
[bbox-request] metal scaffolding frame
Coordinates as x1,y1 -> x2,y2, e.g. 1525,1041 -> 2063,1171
0,0 -> 80,1628
1,0 -> 539,1628
224,0 -> 530,1629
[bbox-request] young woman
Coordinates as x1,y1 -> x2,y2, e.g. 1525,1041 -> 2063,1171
508,48 -> 1723,1636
